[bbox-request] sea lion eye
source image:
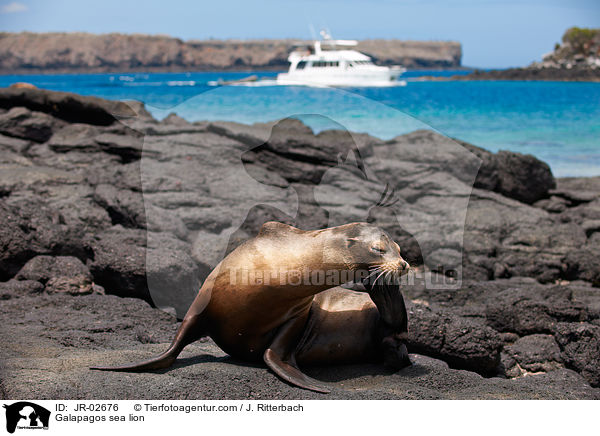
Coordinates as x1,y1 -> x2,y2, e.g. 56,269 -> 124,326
371,246 -> 386,254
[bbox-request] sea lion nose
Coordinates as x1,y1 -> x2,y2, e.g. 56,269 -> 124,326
399,259 -> 410,274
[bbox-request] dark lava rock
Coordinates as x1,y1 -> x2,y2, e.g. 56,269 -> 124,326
47,123 -> 107,153
163,113 -> 190,126
582,220 -> 600,237
0,201 -> 36,280
463,190 -> 587,283
0,107 -> 63,143
493,151 -> 556,204
407,302 -> 502,375
0,87 -> 136,125
461,142 -> 556,204
499,332 -> 520,344
504,334 -> 563,373
534,195 -> 570,213
86,227 -> 201,312
457,66 -> 600,83
48,123 -> 143,163
554,322 -> 600,387
568,281 -> 600,322
563,248 -> 600,287
15,255 -> 91,284
0,200 -> 85,280
485,285 -> 588,335
86,226 -> 150,302
2,291 -> 598,400
93,183 -> 145,228
146,243 -> 201,318
239,118 -> 377,185
0,279 -> 43,299
0,132 -> 30,155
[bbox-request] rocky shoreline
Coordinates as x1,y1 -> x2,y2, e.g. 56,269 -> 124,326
1,86 -> 599,399
0,32 -> 461,74
453,66 -> 600,82
456,27 -> 600,82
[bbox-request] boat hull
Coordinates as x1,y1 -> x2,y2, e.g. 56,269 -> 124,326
276,68 -> 406,87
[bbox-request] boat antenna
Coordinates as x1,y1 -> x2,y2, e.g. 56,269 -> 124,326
308,22 -> 317,41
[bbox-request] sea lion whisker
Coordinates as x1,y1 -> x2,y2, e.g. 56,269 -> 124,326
366,267 -> 382,280
383,269 -> 391,284
380,268 -> 388,284
374,269 -> 387,285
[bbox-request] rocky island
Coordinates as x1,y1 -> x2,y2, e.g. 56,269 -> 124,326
1,86 -> 599,399
460,27 -> 600,82
0,32 -> 462,74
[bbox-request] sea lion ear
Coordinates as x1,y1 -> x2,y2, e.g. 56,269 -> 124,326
259,221 -> 301,236
346,237 -> 361,247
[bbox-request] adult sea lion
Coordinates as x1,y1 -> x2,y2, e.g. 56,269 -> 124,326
91,221 -> 410,393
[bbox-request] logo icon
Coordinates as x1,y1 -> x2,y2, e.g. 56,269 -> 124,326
3,402 -> 50,433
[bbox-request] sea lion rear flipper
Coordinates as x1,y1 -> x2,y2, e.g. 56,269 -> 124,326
263,316 -> 331,394
90,348 -> 178,372
90,304 -> 208,372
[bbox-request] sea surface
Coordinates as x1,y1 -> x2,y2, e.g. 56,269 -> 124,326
1,70 -> 598,177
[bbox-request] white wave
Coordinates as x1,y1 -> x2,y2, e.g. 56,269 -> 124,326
122,81 -> 164,87
229,79 -> 280,87
166,80 -> 196,86
231,79 -> 407,88
121,80 -> 197,87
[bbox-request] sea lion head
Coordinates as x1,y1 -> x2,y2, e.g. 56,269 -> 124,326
329,222 -> 410,285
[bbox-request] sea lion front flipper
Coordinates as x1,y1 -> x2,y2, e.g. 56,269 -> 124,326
264,350 -> 330,393
263,316 -> 331,394
364,281 -> 408,332
363,281 -> 411,370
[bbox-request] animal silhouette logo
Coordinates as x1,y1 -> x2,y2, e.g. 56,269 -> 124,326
126,87 -> 481,316
3,402 -> 50,433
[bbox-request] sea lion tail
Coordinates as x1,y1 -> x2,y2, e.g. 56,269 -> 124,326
90,345 -> 180,372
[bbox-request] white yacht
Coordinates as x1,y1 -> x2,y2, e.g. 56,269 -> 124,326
277,31 -> 406,87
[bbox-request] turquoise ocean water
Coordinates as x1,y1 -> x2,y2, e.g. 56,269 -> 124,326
1,70 -> 598,177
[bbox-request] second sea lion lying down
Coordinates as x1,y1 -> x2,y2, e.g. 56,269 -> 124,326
92,221 -> 411,393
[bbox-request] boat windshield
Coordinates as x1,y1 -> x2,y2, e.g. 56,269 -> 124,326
348,60 -> 373,66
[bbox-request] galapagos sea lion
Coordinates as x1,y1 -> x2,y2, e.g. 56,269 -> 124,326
9,82 -> 37,90
91,221 -> 410,393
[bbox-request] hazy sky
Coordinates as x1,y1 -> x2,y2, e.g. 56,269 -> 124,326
0,0 -> 598,68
